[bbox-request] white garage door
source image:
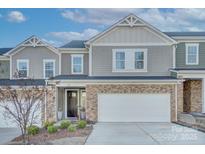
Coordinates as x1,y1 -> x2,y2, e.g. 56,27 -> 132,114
98,94 -> 171,122
0,102 -> 42,128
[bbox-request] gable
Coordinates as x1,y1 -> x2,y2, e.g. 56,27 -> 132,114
86,14 -> 176,45
6,36 -> 59,56
94,26 -> 171,45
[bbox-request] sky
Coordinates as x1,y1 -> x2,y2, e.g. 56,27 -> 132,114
1,8 -> 205,48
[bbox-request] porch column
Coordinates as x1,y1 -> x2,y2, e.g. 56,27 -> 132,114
202,78 -> 205,113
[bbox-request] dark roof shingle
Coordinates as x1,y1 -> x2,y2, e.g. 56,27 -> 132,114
61,40 -> 86,48
0,79 -> 45,86
164,32 -> 205,37
0,48 -> 13,55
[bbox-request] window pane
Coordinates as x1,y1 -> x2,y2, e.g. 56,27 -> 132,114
73,57 -> 82,65
135,61 -> 144,69
45,62 -> 53,70
19,70 -> 27,78
19,62 -> 27,70
73,65 -> 82,73
135,52 -> 144,60
188,55 -> 196,63
116,52 -> 125,60
116,61 -> 125,69
45,70 -> 53,78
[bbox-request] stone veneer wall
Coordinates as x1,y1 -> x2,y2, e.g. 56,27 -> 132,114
177,83 -> 184,113
86,84 -> 182,122
42,86 -> 57,122
183,80 -> 202,112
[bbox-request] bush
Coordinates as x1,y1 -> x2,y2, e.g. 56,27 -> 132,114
77,120 -> 87,129
27,125 -> 40,135
60,120 -> 71,129
67,125 -> 76,132
44,121 -> 55,129
47,125 -> 58,134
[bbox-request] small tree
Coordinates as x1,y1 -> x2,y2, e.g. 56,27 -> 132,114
0,79 -> 47,144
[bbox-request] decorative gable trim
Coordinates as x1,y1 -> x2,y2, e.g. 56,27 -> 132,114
5,36 -> 60,56
86,14 -> 177,45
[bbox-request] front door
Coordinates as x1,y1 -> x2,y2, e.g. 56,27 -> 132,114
67,91 -> 78,117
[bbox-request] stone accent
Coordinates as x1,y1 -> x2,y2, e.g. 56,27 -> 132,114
86,84 -> 181,122
177,83 -> 184,113
43,86 -> 57,122
183,80 -> 202,112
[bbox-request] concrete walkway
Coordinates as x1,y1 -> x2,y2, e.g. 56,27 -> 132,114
85,122 -> 205,145
0,128 -> 20,144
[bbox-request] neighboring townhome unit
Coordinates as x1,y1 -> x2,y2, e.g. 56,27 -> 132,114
0,14 -> 204,127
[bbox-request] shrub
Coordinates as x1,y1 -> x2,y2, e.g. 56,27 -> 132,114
60,120 -> 71,129
67,125 -> 76,132
77,120 -> 87,129
44,121 -> 55,129
27,125 -> 40,135
47,125 -> 58,134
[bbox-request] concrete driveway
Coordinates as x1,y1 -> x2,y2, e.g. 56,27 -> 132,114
86,123 -> 205,145
0,128 -> 20,144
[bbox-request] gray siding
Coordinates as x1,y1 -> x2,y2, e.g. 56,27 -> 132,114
176,42 -> 205,68
61,53 -> 89,75
95,26 -> 169,44
12,46 -> 59,79
0,60 -> 10,79
92,46 -> 173,76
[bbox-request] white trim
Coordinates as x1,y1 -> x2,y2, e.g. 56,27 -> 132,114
112,48 -> 147,72
43,59 -> 56,79
71,54 -> 84,75
86,14 -> 176,45
17,59 -> 29,78
89,45 -> 92,76
185,43 -> 199,65
64,89 -> 80,119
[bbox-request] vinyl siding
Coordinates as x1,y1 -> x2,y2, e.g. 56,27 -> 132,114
92,46 -> 173,76
0,60 -> 10,79
12,46 -> 59,79
176,42 -> 205,68
61,53 -> 89,75
95,26 -> 169,44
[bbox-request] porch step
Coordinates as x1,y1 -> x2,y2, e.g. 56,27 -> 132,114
178,113 -> 196,125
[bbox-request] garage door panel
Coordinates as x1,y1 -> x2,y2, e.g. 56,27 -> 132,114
98,94 -> 170,122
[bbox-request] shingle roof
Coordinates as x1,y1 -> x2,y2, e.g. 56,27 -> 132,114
0,79 -> 45,86
172,68 -> 205,71
0,48 -> 13,55
50,75 -> 177,80
61,40 -> 86,48
164,32 -> 205,37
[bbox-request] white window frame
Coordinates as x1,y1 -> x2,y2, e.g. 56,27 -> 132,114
186,43 -> 199,65
112,49 -> 147,72
43,59 -> 56,79
17,59 -> 29,78
71,54 -> 84,74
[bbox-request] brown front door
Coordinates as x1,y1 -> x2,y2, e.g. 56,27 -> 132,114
67,91 -> 78,117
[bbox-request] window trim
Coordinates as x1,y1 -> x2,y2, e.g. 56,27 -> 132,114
17,59 -> 29,78
43,59 -> 56,79
186,43 -> 199,65
112,49 -> 147,72
71,54 -> 84,74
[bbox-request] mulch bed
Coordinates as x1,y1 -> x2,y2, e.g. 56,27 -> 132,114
12,125 -> 93,145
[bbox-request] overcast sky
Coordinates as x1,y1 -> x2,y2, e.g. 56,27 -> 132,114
1,8 -> 205,47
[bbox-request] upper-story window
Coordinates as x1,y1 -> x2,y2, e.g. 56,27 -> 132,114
71,54 -> 83,74
186,43 -> 199,65
116,52 -> 125,70
43,59 -> 55,79
17,59 -> 29,78
113,49 -> 147,72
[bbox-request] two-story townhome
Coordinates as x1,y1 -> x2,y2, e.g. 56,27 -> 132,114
0,14 -> 204,127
